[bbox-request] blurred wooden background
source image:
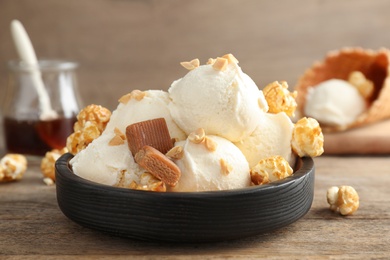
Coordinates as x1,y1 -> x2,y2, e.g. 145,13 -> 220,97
1,0 -> 390,110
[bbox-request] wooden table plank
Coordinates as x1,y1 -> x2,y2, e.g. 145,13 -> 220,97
0,156 -> 389,259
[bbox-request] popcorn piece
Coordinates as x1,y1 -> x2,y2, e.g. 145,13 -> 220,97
135,145 -> 181,187
73,104 -> 111,132
0,154 -> 27,182
291,117 -> 324,157
327,186 -> 359,215
180,59 -> 200,71
212,57 -> 228,71
41,147 -> 68,182
262,81 -> 298,117
67,104 -> 111,154
250,155 -> 293,185
129,172 -> 166,192
348,71 -> 374,100
119,90 -> 147,104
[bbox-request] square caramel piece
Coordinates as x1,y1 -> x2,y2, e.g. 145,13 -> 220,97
126,118 -> 173,156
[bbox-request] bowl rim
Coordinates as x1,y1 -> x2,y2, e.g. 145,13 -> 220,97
56,153 -> 314,197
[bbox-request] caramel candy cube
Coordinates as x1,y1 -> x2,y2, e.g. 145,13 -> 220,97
126,118 -> 173,156
135,145 -> 181,187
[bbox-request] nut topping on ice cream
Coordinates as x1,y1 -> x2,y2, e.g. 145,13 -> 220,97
212,57 -> 229,71
168,54 -> 268,142
108,127 -> 126,146
180,58 -> 200,71
166,146 -> 184,160
119,90 -> 146,104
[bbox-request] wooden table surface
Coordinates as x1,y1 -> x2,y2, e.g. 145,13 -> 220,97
1,155 -> 389,259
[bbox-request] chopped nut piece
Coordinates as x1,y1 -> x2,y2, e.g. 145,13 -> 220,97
129,173 -> 166,192
0,154 -> 27,182
327,186 -> 359,215
109,135 -> 125,146
180,59 -> 200,70
250,155 -> 293,185
188,128 -> 206,144
348,71 -> 374,100
41,147 -> 68,182
207,58 -> 216,65
262,81 -> 298,117
166,146 -> 184,160
119,90 -> 147,104
66,104 -> 111,154
291,117 -> 324,157
109,127 -> 126,146
220,158 -> 233,175
204,136 -> 218,151
222,53 -> 239,64
212,57 -> 228,71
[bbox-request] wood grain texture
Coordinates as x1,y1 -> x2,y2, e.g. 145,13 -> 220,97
324,119 -> 390,154
1,0 -> 390,111
0,156 -> 389,258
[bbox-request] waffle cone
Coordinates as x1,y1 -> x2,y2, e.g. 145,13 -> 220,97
295,47 -> 390,132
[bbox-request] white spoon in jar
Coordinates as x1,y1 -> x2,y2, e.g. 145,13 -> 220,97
10,19 -> 58,120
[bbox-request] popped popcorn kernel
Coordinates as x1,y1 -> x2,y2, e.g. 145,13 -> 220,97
327,185 -> 359,215
250,155 -> 293,185
74,104 -> 111,132
41,147 -> 68,182
263,81 -> 298,117
348,71 -> 374,100
0,154 -> 27,182
292,117 -> 324,157
66,104 -> 111,154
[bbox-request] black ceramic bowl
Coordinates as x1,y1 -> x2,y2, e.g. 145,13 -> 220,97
55,153 -> 315,243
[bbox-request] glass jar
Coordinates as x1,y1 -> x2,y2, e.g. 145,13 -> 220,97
1,60 -> 83,156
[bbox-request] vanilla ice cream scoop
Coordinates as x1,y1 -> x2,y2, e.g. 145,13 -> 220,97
105,90 -> 186,141
304,79 -> 367,127
169,133 -> 251,192
168,58 -> 268,142
70,130 -> 142,186
235,112 -> 295,168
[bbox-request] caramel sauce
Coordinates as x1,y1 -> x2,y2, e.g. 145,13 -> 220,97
3,116 -> 76,156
